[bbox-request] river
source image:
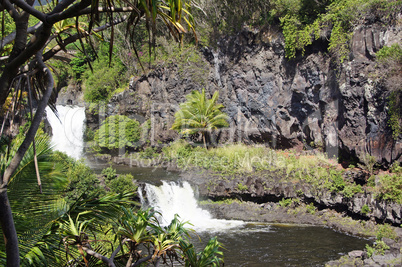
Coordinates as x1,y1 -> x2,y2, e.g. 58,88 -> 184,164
48,105 -> 370,266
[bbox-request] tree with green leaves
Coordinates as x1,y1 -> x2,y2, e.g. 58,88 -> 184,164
171,88 -> 229,149
0,0 -> 197,265
93,114 -> 141,152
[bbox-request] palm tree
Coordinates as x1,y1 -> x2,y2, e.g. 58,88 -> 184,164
171,88 -> 229,149
0,131 -> 68,266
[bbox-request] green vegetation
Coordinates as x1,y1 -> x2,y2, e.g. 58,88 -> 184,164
365,223 -> 396,257
237,182 -> 249,191
376,223 -> 397,240
54,152 -> 105,203
306,202 -> 317,214
358,153 -> 377,176
160,141 -> 402,204
376,173 -> 402,203
270,0 -> 401,61
361,204 -> 371,215
162,141 -> 268,173
171,88 -> 229,148
82,43 -> 128,103
102,166 -> 137,193
279,198 -> 293,207
366,240 -> 390,257
376,43 -> 402,64
387,91 -> 402,139
93,115 -> 141,152
375,43 -> 402,138
1,136 -> 223,265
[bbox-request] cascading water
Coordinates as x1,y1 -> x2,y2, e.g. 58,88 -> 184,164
140,181 -> 244,231
46,105 -> 85,159
213,50 -> 222,87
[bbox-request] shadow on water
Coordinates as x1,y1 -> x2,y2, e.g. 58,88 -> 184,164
194,223 -> 369,267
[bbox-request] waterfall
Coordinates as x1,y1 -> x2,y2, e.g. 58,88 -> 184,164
213,50 -> 222,87
46,105 -> 85,159
140,181 -> 244,231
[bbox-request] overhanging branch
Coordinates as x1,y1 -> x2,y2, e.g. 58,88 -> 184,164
43,15 -> 127,62
1,49 -> 54,187
10,0 -> 46,21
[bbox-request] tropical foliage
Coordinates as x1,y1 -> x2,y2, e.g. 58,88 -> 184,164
0,0 -> 199,264
1,136 -> 224,266
93,115 -> 141,152
272,0 -> 402,61
171,88 -> 229,148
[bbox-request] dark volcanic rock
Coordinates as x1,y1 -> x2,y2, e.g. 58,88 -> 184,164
181,170 -> 402,225
109,22 -> 402,166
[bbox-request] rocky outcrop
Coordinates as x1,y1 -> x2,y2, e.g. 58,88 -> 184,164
180,170 -> 402,225
56,83 -> 84,106
108,22 -> 401,166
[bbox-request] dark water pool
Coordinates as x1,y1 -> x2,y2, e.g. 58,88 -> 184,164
195,223 -> 369,266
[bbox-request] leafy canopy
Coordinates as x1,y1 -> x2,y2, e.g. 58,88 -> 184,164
94,115 -> 141,151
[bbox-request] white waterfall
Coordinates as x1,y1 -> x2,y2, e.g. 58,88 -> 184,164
46,105 -> 85,159
140,181 -> 244,231
213,51 -> 222,87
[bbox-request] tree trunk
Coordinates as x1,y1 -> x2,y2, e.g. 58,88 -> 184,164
202,132 -> 207,149
0,188 -> 20,266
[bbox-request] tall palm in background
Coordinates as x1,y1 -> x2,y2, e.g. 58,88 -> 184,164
171,88 -> 229,149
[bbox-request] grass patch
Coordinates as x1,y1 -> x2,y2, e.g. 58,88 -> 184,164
160,141 -> 401,203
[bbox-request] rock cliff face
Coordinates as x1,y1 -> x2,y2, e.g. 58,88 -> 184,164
110,22 -> 401,166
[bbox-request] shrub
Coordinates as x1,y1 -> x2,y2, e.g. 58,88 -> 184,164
376,224 -> 397,241
366,240 -> 390,257
387,91 -> 402,139
361,204 -> 371,215
306,202 -> 316,214
390,162 -> 402,174
342,184 -> 363,198
140,147 -> 158,159
328,170 -> 346,192
377,174 -> 402,204
108,173 -> 136,194
81,42 -> 127,103
102,166 -> 117,182
94,115 -> 141,151
376,43 -> 402,64
358,153 -> 377,175
279,198 -> 293,207
237,183 -> 248,191
272,0 -> 400,61
53,152 -> 105,203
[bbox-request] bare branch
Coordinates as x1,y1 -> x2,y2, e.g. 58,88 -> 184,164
2,0 -> 19,20
80,245 -> 115,267
132,254 -> 153,267
0,22 -> 43,51
110,244 -> 122,261
10,0 -> 46,21
48,0 -> 77,15
47,0 -> 92,24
